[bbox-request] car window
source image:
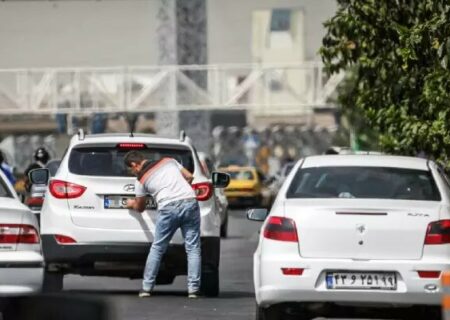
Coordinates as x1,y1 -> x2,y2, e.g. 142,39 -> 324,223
0,175 -> 13,198
287,166 -> 441,201
227,170 -> 255,180
69,146 -> 194,177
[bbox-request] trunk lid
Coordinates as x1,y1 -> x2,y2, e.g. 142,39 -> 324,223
284,199 -> 440,260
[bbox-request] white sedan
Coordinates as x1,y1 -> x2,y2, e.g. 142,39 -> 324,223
249,155 -> 449,320
0,170 -> 43,296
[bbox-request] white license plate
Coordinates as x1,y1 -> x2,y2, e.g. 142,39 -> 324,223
104,195 -> 157,210
326,272 -> 397,290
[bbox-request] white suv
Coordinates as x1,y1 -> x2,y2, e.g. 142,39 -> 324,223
34,131 -> 229,296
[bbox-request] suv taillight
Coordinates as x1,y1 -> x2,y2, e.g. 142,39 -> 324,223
49,180 -> 86,199
425,220 -> 450,245
0,224 -> 39,244
192,182 -> 213,201
263,216 -> 298,242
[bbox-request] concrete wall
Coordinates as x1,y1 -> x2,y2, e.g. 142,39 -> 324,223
0,0 -> 337,69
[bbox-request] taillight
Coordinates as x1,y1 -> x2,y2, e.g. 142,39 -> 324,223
425,220 -> 450,245
117,143 -> 147,149
0,224 -> 39,244
49,180 -> 86,199
192,182 -> 213,201
26,197 -> 44,207
263,216 -> 298,242
54,234 -> 77,244
281,268 -> 304,276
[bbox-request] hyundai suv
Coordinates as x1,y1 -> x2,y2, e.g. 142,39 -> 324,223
34,131 -> 228,296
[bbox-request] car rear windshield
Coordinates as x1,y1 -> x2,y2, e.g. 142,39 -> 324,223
69,146 -> 194,177
227,170 -> 255,180
286,166 -> 441,201
0,176 -> 12,198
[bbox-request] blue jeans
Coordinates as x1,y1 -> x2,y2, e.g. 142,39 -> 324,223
142,198 -> 201,293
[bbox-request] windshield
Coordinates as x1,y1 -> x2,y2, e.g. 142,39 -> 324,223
287,166 -> 441,201
227,170 -> 255,181
69,146 -> 194,177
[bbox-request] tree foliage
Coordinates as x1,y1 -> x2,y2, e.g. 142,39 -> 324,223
321,0 -> 450,163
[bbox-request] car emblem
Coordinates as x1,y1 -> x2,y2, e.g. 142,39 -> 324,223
356,224 -> 366,234
124,184 -> 135,192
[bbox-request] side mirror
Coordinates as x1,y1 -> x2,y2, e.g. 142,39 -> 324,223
247,208 -> 268,221
29,168 -> 50,185
212,172 -> 230,188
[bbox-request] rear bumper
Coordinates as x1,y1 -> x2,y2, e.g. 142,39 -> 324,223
255,253 -> 450,307
42,235 -> 220,277
0,252 -> 44,296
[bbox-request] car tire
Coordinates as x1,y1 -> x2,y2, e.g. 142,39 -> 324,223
201,268 -> 219,297
256,304 -> 282,320
42,270 -> 64,292
220,214 -> 228,238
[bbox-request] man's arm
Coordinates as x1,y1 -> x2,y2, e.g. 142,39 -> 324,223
180,167 -> 194,184
127,196 -> 147,213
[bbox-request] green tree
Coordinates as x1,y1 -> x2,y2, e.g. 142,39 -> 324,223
321,0 -> 450,164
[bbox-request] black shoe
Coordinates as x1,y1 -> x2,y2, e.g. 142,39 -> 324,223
139,289 -> 151,298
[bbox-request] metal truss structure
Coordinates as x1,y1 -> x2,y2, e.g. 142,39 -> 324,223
0,62 -> 344,116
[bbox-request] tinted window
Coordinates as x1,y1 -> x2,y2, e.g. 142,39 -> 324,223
69,146 -> 194,177
287,166 -> 441,201
227,170 -> 255,180
0,176 -> 12,198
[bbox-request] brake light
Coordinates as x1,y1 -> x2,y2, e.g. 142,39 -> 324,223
425,220 -> 450,245
54,234 -> 77,244
0,224 -> 39,244
418,271 -> 441,278
49,180 -> 86,199
26,197 -> 44,207
263,216 -> 298,242
192,182 -> 213,201
117,143 -> 146,149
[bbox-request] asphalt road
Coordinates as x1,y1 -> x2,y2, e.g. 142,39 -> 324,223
1,210 -> 409,320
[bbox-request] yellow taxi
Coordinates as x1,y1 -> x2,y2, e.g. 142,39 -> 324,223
219,166 -> 264,207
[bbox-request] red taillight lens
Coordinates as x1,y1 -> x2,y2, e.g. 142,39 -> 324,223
281,268 -> 304,276
117,143 -> 146,149
425,220 -> 450,245
26,197 -> 44,207
418,271 -> 441,279
49,180 -> 86,199
263,216 -> 298,242
54,234 -> 77,244
192,182 -> 213,201
0,224 -> 39,244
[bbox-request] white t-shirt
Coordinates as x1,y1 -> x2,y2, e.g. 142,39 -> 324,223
135,158 -> 196,209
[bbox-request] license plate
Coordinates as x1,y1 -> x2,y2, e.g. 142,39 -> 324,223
104,195 -> 157,210
326,272 -> 397,290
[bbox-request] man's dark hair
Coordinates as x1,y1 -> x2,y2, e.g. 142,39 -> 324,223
124,151 -> 146,167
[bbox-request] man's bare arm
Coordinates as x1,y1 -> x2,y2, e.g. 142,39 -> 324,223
180,167 -> 194,184
126,197 -> 147,213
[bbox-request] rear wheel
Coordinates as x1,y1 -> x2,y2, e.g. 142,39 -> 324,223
42,270 -> 63,292
256,304 -> 282,320
201,268 -> 219,297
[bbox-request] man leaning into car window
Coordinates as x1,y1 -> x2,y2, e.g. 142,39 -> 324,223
124,150 -> 201,299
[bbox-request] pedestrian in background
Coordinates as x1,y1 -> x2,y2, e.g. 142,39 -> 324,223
124,150 -> 201,299
0,151 -> 15,185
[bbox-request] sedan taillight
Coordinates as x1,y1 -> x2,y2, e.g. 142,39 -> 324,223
263,216 -> 298,242
49,180 -> 86,199
425,220 -> 450,245
192,182 -> 213,201
0,224 -> 39,244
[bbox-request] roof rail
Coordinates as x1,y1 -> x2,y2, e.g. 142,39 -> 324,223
179,130 -> 186,142
78,128 -> 85,141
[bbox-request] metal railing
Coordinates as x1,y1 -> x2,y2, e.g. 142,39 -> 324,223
0,62 -> 343,115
